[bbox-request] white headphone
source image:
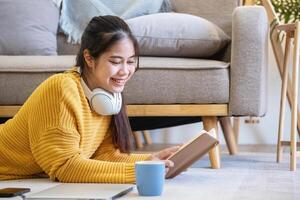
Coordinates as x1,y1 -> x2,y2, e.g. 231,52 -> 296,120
76,67 -> 122,115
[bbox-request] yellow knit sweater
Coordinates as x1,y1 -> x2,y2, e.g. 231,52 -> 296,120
0,67 -> 150,183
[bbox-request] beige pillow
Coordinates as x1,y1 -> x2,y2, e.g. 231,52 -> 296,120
126,13 -> 230,58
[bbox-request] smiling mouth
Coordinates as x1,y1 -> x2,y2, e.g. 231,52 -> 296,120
111,78 -> 126,86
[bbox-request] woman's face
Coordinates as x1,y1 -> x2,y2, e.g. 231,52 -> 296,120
83,37 -> 137,93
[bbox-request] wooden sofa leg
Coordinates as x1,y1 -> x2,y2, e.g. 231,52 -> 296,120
233,117 -> 240,143
132,131 -> 144,149
202,116 -> 221,169
219,117 -> 238,155
142,130 -> 153,145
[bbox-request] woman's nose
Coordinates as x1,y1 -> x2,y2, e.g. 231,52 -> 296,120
118,63 -> 130,75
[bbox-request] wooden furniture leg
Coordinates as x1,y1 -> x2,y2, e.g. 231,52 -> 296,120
219,117 -> 238,155
132,131 -> 144,149
290,22 -> 300,171
276,22 -> 300,171
277,32 -> 291,163
233,117 -> 240,143
203,116 -> 221,169
142,130 -> 152,145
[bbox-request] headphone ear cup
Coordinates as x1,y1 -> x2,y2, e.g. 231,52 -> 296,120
80,76 -> 122,115
90,89 -> 114,115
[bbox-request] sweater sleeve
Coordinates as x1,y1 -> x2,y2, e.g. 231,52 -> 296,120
31,127 -> 136,183
91,130 -> 151,162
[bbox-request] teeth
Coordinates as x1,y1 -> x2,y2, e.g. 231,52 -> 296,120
112,78 -> 125,84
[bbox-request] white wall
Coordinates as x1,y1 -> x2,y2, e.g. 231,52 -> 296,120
149,41 -> 296,145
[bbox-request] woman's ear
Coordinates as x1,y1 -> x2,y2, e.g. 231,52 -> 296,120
83,49 -> 94,69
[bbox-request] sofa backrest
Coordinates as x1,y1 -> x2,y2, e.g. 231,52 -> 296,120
58,0 -> 241,57
170,0 -> 241,36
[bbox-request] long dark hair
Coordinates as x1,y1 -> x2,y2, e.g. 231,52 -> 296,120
76,15 -> 139,153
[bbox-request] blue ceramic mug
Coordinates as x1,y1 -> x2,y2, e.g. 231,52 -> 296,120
135,161 -> 165,196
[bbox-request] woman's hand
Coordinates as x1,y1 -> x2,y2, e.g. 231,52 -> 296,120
149,146 -> 181,174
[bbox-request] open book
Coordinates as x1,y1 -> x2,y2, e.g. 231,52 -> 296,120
165,129 -> 219,179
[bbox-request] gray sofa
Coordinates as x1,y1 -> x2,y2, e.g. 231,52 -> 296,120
0,0 -> 268,167
0,0 -> 268,116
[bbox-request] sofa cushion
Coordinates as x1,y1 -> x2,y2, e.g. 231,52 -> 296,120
0,0 -> 59,55
0,56 -> 229,105
126,13 -> 231,58
59,0 -> 172,44
57,12 -> 231,58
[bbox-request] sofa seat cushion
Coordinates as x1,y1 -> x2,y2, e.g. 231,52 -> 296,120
0,56 -> 74,72
0,56 -> 229,105
127,57 -> 230,104
124,69 -> 229,104
139,57 -> 229,70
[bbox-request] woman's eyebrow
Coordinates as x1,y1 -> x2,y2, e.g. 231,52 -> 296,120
109,55 -> 136,59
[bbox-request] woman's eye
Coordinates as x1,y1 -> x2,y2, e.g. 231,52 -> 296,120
110,61 -> 121,65
127,60 -> 136,65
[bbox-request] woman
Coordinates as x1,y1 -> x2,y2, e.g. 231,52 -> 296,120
0,16 -> 178,183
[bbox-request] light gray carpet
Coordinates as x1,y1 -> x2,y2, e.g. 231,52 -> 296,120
190,152 -> 300,200
124,152 -> 300,200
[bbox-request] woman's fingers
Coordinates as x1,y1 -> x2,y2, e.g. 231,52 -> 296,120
165,167 -> 169,174
159,146 -> 181,159
164,159 -> 174,168
164,160 -> 174,174
150,145 -> 182,161
168,145 -> 181,153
